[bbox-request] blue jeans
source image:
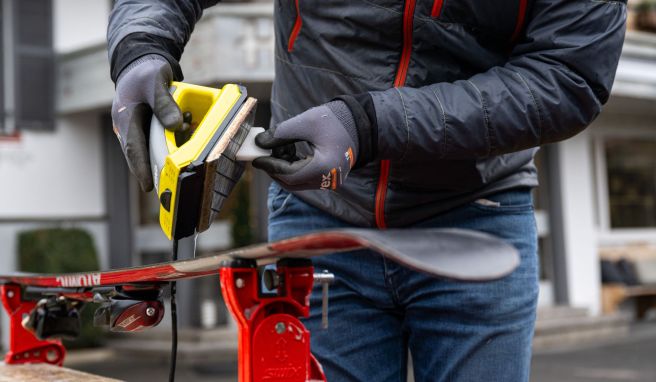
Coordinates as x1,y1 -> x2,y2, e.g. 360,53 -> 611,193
267,182 -> 539,382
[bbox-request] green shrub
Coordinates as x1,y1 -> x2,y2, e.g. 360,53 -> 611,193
18,228 -> 105,348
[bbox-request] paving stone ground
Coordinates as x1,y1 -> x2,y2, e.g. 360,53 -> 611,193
63,322 -> 656,381
531,322 -> 656,382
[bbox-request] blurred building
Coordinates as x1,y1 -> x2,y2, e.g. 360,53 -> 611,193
1,0 -> 656,345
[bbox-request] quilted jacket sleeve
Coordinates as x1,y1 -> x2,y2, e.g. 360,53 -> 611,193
107,0 -> 219,82
370,0 -> 627,162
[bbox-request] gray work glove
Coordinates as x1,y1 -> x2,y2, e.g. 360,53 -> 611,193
111,55 -> 183,192
253,101 -> 358,191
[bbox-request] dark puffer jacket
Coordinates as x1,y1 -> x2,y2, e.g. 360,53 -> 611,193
108,0 -> 627,228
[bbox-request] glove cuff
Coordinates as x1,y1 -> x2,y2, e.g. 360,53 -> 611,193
110,32 -> 184,83
117,54 -> 169,83
325,100 -> 358,150
332,95 -> 377,169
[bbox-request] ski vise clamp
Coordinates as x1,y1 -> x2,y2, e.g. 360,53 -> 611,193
0,284 -> 66,365
220,258 -> 328,382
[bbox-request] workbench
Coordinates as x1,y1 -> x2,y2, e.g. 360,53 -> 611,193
0,363 -> 120,382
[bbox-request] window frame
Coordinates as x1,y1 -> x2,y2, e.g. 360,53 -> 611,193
594,127 -> 656,243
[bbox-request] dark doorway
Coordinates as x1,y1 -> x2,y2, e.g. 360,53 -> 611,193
101,113 -> 134,269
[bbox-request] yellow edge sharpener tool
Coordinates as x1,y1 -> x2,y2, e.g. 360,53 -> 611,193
149,82 -> 247,240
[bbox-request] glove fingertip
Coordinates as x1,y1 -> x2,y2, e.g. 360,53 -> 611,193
251,156 -> 272,172
153,82 -> 183,131
254,129 -> 276,149
159,102 -> 183,132
252,156 -> 294,176
139,178 -> 154,193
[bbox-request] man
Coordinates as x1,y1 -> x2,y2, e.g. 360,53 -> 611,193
108,1 -> 626,380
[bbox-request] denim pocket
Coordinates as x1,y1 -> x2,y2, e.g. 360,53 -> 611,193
267,181 -> 294,219
469,188 -> 534,213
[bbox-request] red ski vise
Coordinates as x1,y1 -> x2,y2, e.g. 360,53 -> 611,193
220,258 -> 332,382
0,284 -> 66,365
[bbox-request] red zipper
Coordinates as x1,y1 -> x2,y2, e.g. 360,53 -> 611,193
431,0 -> 445,18
375,0 -> 416,229
375,160 -> 391,228
510,0 -> 528,44
288,0 -> 302,52
393,0 -> 416,88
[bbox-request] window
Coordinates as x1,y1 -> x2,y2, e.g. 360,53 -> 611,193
14,0 -> 54,131
605,139 -> 656,228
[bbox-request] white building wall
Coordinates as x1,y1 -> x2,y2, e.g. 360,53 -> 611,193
53,0 -> 110,53
0,114 -> 105,219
